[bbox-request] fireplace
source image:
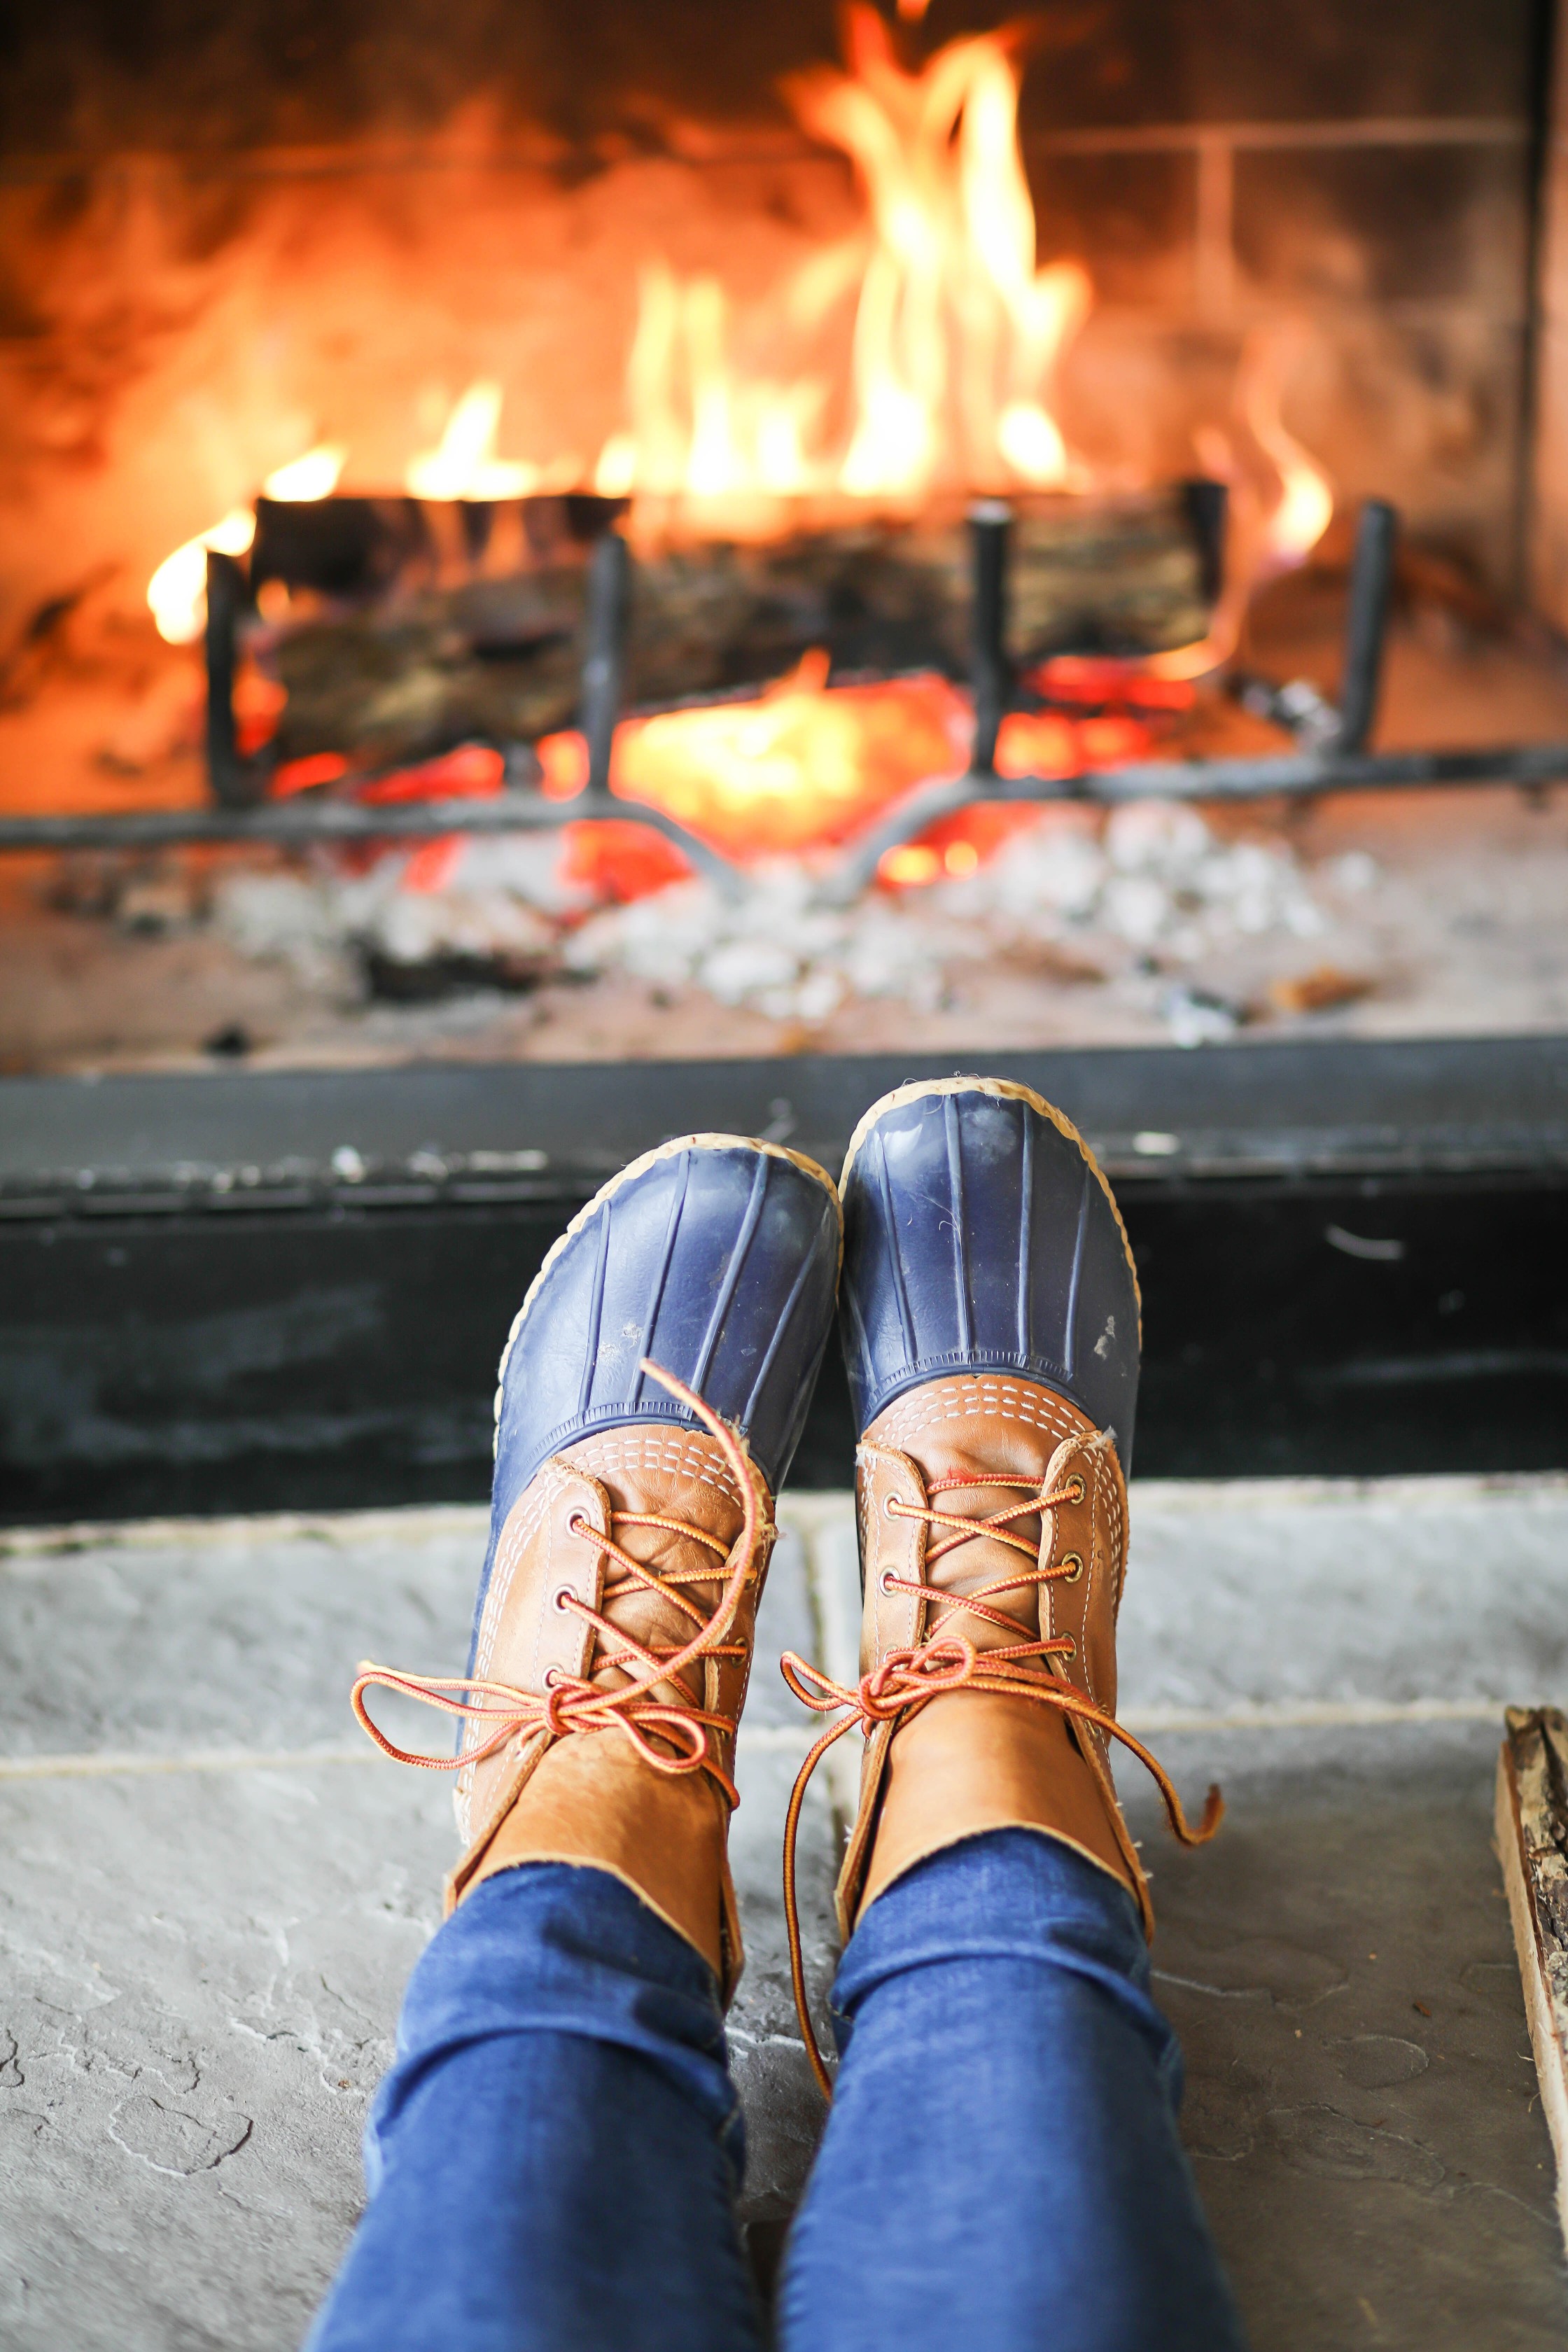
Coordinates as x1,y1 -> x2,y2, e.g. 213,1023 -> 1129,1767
1,2 -> 1567,1512
1,0 -> 1537,616
1,0 -> 1566,1077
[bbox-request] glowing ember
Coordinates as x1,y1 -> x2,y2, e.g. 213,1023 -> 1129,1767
539,651 -> 967,860
405,382 -> 540,500
522,653 -> 1160,887
596,5 -> 1090,514
561,820 -> 694,905
356,744 -> 504,804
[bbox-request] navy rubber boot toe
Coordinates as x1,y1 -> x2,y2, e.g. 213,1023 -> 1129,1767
838,1077 -> 1140,1459
471,1133 -> 842,1672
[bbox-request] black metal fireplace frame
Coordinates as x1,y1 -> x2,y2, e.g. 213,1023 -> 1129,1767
1,1030 -> 1564,1524
5,493 -> 1568,881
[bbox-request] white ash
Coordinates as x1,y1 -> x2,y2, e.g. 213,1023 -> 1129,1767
211,853 -> 568,985
212,873 -> 356,993
562,867 -> 944,1021
1159,984 -> 1247,1047
361,884 -> 556,969
416,833 -> 596,921
209,802 -> 1356,1041
561,803 -> 1336,1027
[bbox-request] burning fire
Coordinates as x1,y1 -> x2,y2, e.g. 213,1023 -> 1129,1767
593,268 -> 831,503
405,383 -> 539,501
596,6 -> 1089,513
540,650 -> 967,858
147,444 -> 346,643
1150,328 -> 1334,681
1244,332 -> 1335,573
526,650 -> 1165,878
141,6 -> 1339,862
141,8 -> 1335,622
147,388 -> 564,640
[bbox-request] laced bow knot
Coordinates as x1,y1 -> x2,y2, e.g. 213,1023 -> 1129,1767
542,1676 -> 586,1745
781,1630 -> 988,1729
779,1462 -> 1223,2103
351,1362 -> 765,1813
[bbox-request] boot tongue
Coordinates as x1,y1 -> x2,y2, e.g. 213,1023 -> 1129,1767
556,1443 -> 755,1720
905,1424 -> 1059,1653
592,1488 -> 736,1710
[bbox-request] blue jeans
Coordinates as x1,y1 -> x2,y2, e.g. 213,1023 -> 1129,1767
309,1830 -> 1244,2352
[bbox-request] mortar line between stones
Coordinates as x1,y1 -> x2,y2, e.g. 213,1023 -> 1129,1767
6,1471 -> 1565,1562
0,1700 -> 1527,1785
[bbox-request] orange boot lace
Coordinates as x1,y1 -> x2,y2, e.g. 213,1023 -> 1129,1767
351,1364 -> 764,1812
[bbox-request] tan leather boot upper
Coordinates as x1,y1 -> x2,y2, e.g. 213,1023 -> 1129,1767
781,1373 -> 1222,2031
836,1372 -> 1149,1937
358,1408 -> 774,2000
780,1369 -> 1224,2098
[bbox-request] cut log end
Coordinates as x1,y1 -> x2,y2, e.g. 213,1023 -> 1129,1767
1496,1705 -> 1568,2253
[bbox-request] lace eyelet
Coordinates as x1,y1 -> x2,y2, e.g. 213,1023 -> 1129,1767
883,1492 -> 903,1520
1059,1636 -> 1077,1659
1066,1476 -> 1086,1504
878,1569 -> 896,1597
1061,1552 -> 1084,1583
552,1585 -> 573,1614
543,1666 -> 562,1687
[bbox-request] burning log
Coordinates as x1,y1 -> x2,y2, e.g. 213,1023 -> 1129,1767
249,493 -> 1212,774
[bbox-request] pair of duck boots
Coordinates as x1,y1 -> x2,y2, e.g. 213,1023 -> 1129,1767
354,1077 -> 1217,2086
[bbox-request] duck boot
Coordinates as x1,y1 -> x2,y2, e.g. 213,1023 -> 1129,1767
354,1133 -> 842,1999
822,1077 -> 1218,1949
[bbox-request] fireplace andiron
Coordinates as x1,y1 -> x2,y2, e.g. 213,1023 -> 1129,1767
2,493 -> 1567,878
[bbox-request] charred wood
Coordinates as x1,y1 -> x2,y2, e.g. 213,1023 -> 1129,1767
255,496 -> 1210,770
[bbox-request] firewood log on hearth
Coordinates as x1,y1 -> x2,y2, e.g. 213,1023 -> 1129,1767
1497,1705 -> 1568,2250
255,493 -> 1210,773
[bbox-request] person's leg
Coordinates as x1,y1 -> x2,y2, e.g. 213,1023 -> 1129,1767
309,1135 -> 843,2351
778,1829 -> 1243,2352
778,1077 -> 1242,2352
309,1863 -> 761,2352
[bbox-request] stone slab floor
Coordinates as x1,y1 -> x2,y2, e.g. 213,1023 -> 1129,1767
1,1474 -> 1566,2349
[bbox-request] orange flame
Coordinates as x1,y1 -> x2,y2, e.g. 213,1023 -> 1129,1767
1244,332 -> 1334,571
265,444 -> 346,503
596,6 -> 1088,512
146,508 -> 255,645
147,444 -> 345,643
594,270 -> 823,503
1149,328 -> 1334,682
407,383 -> 540,500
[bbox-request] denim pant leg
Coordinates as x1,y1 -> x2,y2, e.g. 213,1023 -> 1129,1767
308,1863 -> 763,2352
778,1828 -> 1245,2352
